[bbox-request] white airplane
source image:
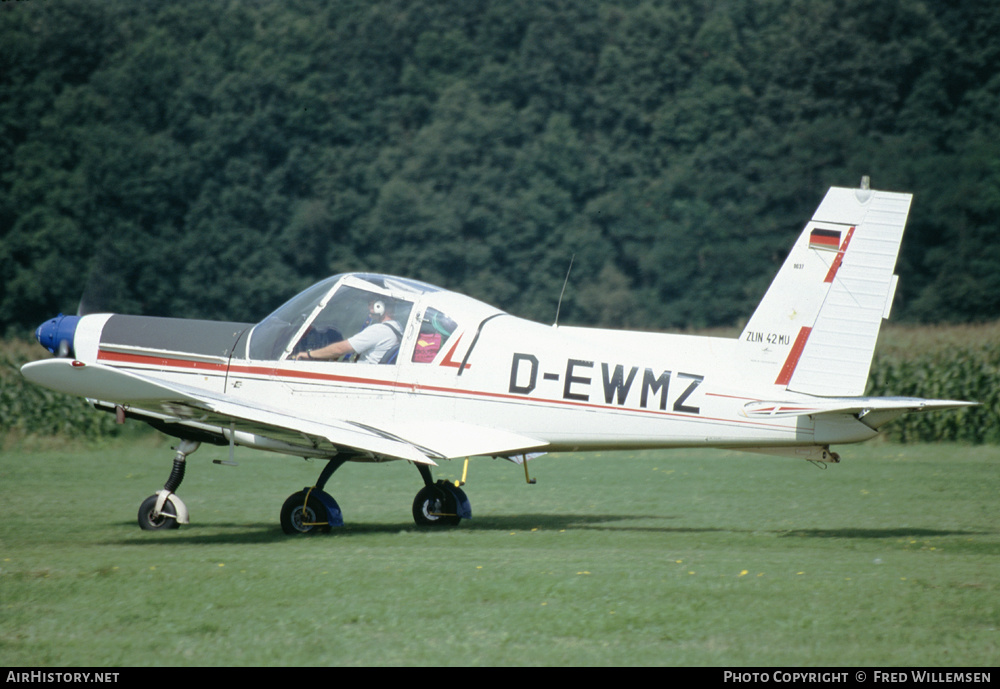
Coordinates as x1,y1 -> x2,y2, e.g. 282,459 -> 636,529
21,181 -> 973,533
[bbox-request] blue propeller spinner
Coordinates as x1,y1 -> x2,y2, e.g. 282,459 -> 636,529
35,314 -> 81,358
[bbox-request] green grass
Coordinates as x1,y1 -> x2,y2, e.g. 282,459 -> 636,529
1,436 -> 997,666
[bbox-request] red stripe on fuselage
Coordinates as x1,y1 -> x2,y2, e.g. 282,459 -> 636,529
95,349 -> 798,433
98,350 -> 228,372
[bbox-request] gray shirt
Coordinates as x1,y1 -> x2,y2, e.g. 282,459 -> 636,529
347,320 -> 401,364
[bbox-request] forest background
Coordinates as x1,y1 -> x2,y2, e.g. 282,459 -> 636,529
1,0 -> 998,441
3,0 -> 999,333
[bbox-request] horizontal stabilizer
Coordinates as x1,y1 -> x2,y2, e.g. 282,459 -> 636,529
743,396 -> 976,429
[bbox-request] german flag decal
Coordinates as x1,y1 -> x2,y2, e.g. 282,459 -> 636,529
809,228 -> 841,251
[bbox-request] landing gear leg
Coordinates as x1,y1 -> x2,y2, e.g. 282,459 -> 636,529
280,458 -> 346,534
138,439 -> 199,530
412,463 -> 471,527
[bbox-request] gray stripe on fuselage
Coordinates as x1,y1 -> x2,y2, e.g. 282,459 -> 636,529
101,315 -> 253,358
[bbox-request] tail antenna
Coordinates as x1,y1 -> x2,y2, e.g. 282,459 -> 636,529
554,254 -> 575,327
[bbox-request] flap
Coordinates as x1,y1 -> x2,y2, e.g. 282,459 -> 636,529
382,419 -> 547,460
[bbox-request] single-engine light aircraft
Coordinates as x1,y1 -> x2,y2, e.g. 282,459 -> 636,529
21,181 -> 974,533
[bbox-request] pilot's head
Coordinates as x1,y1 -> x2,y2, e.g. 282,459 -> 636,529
368,299 -> 391,321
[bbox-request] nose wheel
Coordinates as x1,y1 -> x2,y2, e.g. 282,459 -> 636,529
138,493 -> 182,530
138,440 -> 198,530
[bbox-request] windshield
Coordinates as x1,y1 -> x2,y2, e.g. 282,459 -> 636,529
247,276 -> 339,360
247,273 -> 437,361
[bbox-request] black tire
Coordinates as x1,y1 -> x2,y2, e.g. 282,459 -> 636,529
280,491 -> 332,534
138,494 -> 180,530
412,484 -> 461,527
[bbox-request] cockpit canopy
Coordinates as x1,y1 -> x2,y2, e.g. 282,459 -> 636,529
246,273 -> 498,364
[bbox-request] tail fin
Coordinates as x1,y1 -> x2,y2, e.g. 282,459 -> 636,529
737,181 -> 912,396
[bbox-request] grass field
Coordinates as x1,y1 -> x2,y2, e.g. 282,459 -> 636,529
1,435 -> 997,667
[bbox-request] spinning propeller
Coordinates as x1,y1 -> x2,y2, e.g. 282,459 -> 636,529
35,249 -> 118,358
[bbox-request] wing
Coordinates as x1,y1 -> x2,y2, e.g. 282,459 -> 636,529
20,359 -> 546,464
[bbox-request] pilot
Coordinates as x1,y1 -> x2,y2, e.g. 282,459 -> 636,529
295,299 -> 402,364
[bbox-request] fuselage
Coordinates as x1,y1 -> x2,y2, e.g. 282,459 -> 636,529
39,273 -> 878,459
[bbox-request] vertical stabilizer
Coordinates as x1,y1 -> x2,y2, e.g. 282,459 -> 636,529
737,184 -> 911,396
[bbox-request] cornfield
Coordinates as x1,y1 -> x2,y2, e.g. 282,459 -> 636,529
866,322 -> 1000,443
3,322 -> 997,443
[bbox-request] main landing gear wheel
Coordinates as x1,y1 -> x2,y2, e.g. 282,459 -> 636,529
412,483 -> 463,527
138,494 -> 180,531
280,490 -> 332,535
278,459 -> 347,535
